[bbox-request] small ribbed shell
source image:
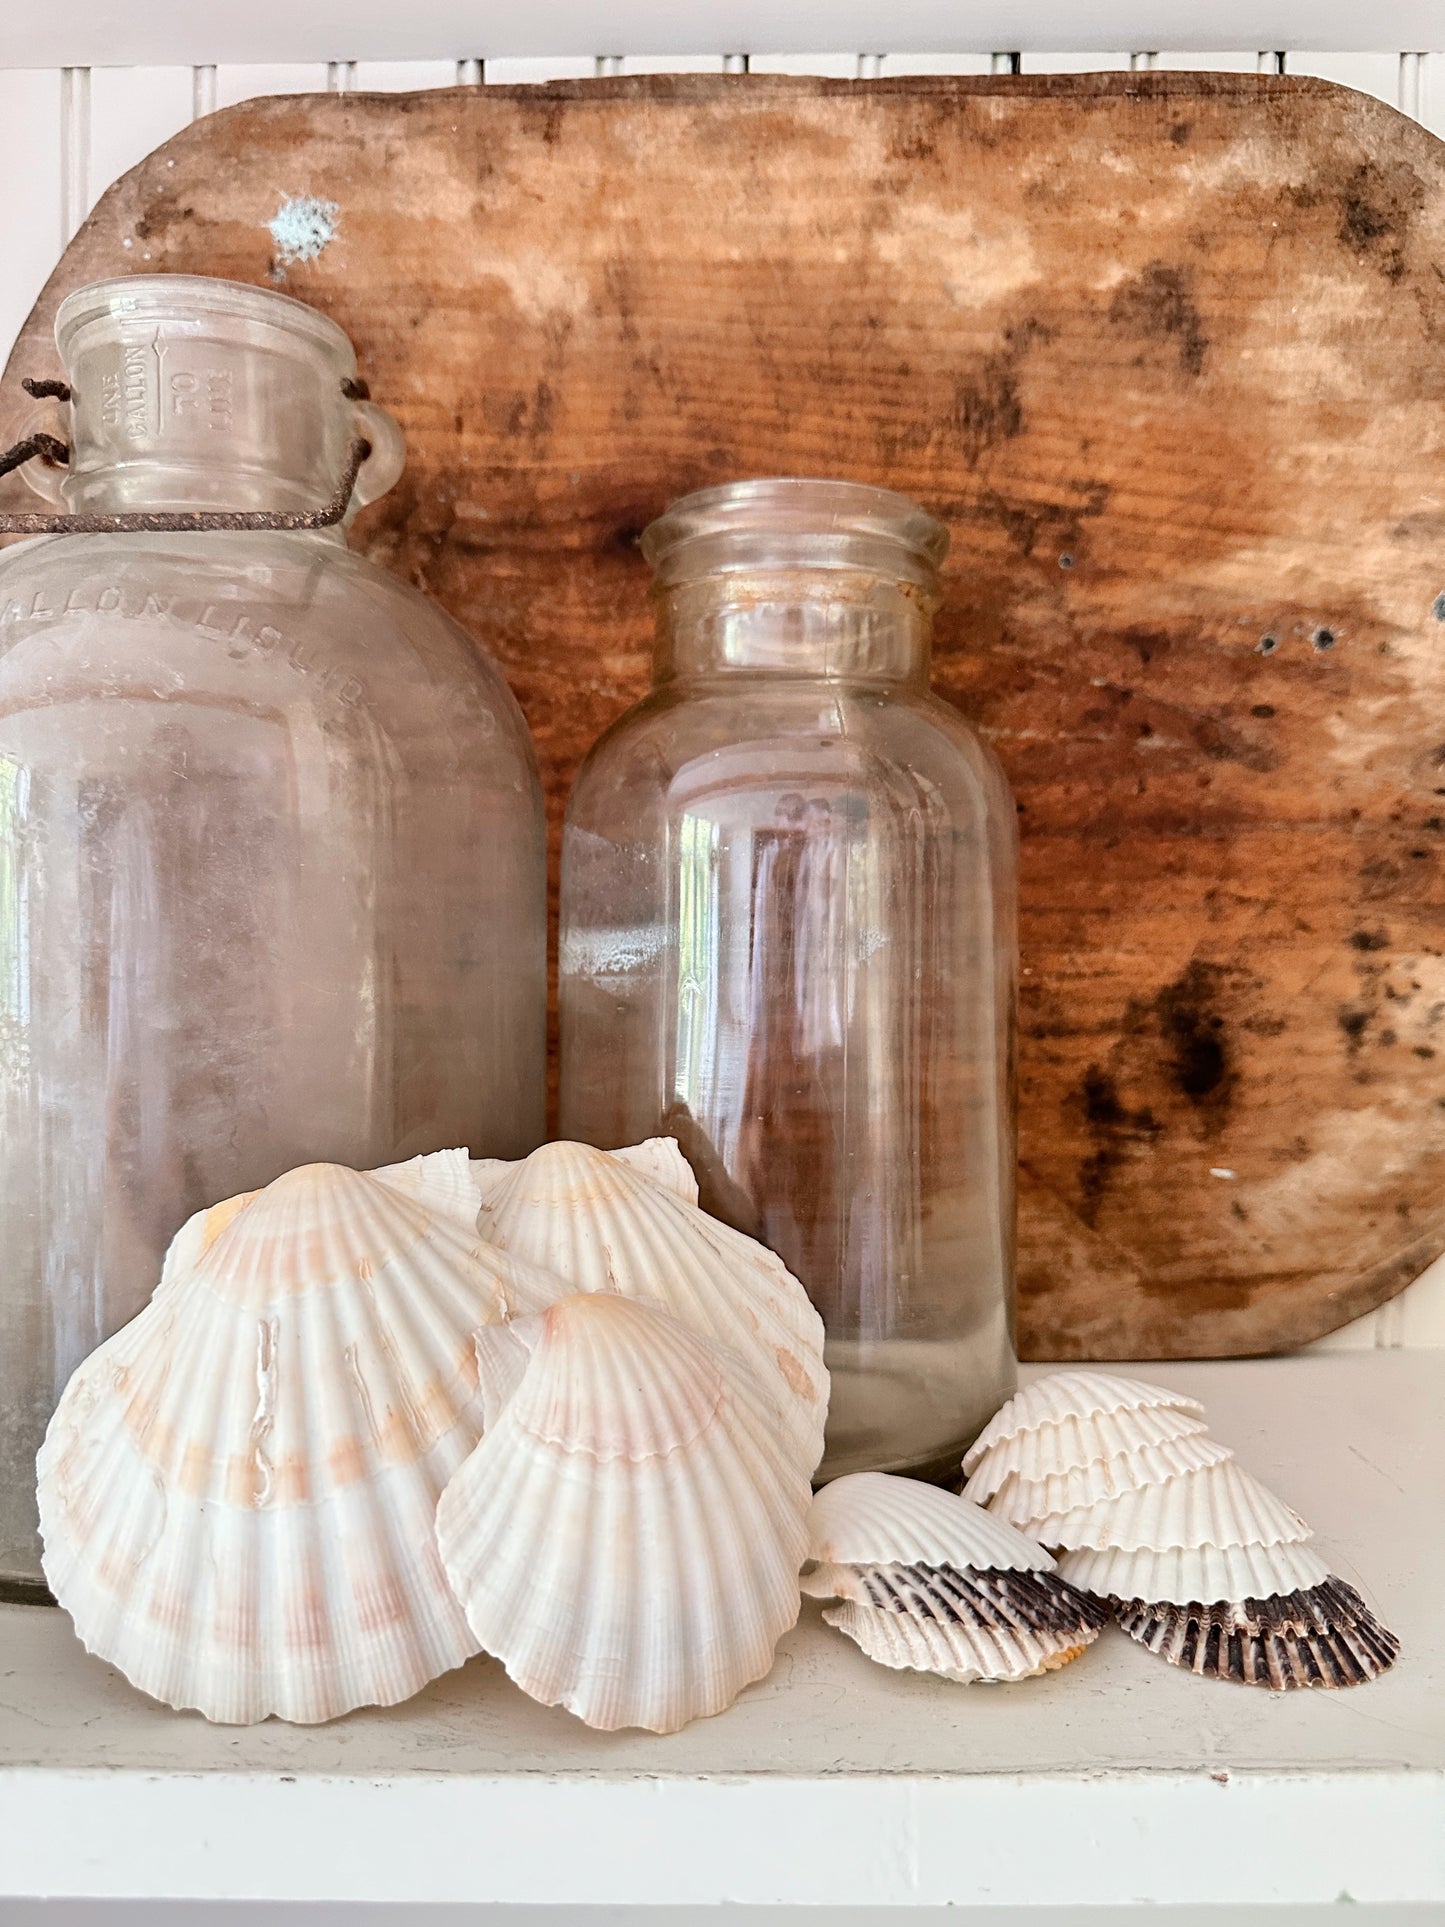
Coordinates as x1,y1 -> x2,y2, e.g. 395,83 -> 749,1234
807,1472 -> 1055,1573
821,1561 -> 1108,1682
963,1405 -> 1215,1499
472,1136 -> 700,1209
434,1293 -> 811,1734
1028,1458 -> 1311,1553
963,1372 -> 1205,1473
1115,1580 -> 1399,1689
39,1153 -> 567,1724
1057,1538 -> 1330,1606
474,1139 -> 827,1474
976,1434 -> 1234,1528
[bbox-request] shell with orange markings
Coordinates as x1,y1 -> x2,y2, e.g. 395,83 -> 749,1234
436,1291 -> 812,1733
472,1134 -> 700,1209
473,1138 -> 828,1475
37,1151 -> 567,1724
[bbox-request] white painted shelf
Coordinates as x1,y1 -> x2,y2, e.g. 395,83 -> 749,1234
1,1354 -> 1440,1910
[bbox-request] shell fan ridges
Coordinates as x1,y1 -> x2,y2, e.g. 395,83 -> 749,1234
977,1433 -> 1234,1526
435,1292 -> 812,1734
832,1580 -> 1102,1688
807,1472 -> 1054,1573
799,1476 -> 1111,1684
474,1138 -> 827,1474
1057,1538 -> 1331,1606
471,1135 -> 700,1209
1024,1457 -> 1310,1554
38,1152 -> 568,1724
962,1403 -> 1214,1498
963,1371 -> 1205,1472
1114,1580 -> 1399,1688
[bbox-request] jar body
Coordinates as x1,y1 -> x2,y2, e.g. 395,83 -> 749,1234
561,661 -> 1018,1482
0,530 -> 545,1589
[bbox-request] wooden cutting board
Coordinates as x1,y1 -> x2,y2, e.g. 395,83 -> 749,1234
6,72 -> 1445,1359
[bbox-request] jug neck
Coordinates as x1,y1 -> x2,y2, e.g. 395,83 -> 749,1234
643,479 -> 946,689
653,573 -> 935,686
51,276 -> 389,523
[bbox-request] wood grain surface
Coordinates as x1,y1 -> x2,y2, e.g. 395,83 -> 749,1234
5,72 -> 1444,1358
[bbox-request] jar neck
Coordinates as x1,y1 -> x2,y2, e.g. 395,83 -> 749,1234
51,277 -> 369,523
653,571 -> 935,686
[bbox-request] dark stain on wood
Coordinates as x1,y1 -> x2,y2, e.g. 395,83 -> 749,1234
4,70 -> 1444,1358
1108,263 -> 1209,376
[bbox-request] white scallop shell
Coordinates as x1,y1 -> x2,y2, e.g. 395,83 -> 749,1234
806,1472 -> 1054,1573
1057,1538 -> 1331,1606
975,1434 -> 1235,1527
1027,1458 -> 1311,1553
38,1154 -> 566,1724
474,1138 -> 827,1473
472,1136 -> 700,1208
435,1292 -> 810,1734
963,1371 -> 1205,1472
963,1403 -> 1214,1496
155,1147 -> 491,1303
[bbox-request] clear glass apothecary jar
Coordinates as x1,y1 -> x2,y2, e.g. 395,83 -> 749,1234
559,478 -> 1017,1482
0,276 -> 546,1594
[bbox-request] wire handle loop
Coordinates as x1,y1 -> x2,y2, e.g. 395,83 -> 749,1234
0,376 -> 375,534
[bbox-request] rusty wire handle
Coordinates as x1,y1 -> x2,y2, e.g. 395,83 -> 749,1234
0,438 -> 371,535
0,433 -> 70,485
0,374 -> 376,534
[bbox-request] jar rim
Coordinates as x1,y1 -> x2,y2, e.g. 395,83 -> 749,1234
641,477 -> 949,576
55,274 -> 356,365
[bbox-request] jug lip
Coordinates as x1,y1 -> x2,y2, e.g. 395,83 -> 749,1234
55,274 -> 356,364
642,477 -> 950,578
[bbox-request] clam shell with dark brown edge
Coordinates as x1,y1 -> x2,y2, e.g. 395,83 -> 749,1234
821,1561 -> 1111,1682
1112,1578 -> 1399,1689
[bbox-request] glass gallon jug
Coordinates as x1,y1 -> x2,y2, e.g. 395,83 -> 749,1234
0,276 -> 546,1593
560,479 -> 1018,1483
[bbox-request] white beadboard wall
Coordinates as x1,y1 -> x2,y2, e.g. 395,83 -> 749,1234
0,42 -> 1441,1352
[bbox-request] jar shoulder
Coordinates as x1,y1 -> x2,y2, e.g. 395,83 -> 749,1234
570,679 -> 1012,822
0,532 -> 538,770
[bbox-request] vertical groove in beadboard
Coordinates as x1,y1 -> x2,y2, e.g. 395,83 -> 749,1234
192,65 -> 218,119
1397,49 -> 1437,123
59,66 -> 91,245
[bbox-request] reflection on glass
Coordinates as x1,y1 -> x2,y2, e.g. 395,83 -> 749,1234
0,277 -> 546,1592
561,480 -> 1017,1481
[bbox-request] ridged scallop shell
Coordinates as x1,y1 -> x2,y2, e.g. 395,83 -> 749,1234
474,1139 -> 827,1472
38,1153 -> 566,1724
963,1404 -> 1215,1498
807,1472 -> 1055,1573
963,1371 -> 1205,1472
977,1435 -> 1235,1528
1115,1580 -> 1399,1689
1028,1458 -> 1311,1553
1057,1538 -> 1330,1605
472,1135 -> 700,1209
820,1562 -> 1109,1682
434,1292 -> 811,1734
155,1148 -> 492,1304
